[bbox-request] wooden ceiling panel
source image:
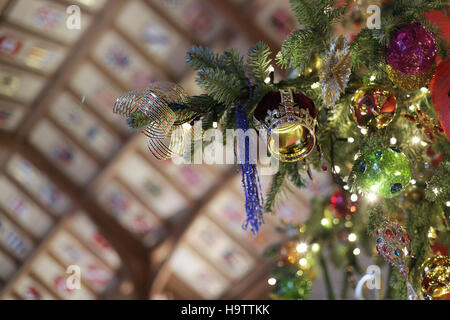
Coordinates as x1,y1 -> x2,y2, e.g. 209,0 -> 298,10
0,0 -> 308,300
6,0 -> 92,45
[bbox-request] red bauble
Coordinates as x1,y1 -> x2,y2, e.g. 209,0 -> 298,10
329,189 -> 357,219
432,242 -> 449,256
430,57 -> 450,140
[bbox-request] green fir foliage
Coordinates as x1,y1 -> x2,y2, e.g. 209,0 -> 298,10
174,0 -> 449,300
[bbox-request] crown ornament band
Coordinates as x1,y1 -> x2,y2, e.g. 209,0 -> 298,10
263,89 -> 316,134
255,89 -> 317,162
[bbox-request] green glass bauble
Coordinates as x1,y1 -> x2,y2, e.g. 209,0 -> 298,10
354,147 -> 411,198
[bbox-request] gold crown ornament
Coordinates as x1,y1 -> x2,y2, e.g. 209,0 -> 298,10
254,89 -> 317,162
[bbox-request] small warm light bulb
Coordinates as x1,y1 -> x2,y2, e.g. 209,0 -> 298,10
412,136 -> 420,144
361,128 -> 368,135
433,188 -> 439,195
311,243 -> 320,252
343,185 -> 350,190
321,218 -> 330,227
350,194 -> 358,202
264,77 -> 271,84
390,137 -> 397,145
212,121 -> 218,129
182,123 -> 192,130
446,201 -> 450,207
348,233 -> 357,242
296,242 -> 308,253
348,137 -> 355,143
370,75 -> 376,81
420,141 -> 427,147
395,171 -> 401,176
268,278 -> 277,286
334,166 -> 341,174
409,105 -> 415,111
353,248 -> 361,256
420,87 -> 428,93
368,193 -> 377,202
311,82 -> 320,89
268,65 -> 275,73
410,179 -> 416,185
354,153 -> 359,160
299,258 -> 307,266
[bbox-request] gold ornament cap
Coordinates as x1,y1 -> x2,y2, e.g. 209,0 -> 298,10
387,63 -> 436,91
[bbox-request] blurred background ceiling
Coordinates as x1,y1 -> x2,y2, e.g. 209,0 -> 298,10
0,0 -> 349,300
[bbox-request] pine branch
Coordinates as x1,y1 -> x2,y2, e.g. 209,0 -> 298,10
264,164 -> 288,213
286,162 -> 306,189
221,48 -> 248,86
247,42 -> 272,85
196,68 -> 242,106
186,46 -> 224,71
277,29 -> 317,71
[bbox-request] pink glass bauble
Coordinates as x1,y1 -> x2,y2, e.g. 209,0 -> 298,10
385,23 -> 437,75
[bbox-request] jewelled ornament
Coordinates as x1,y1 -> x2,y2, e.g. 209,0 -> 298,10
402,106 -> 444,142
350,85 -> 397,130
114,82 -> 188,160
430,57 -> 450,140
385,22 -> 437,75
386,62 -> 436,91
254,89 -> 317,162
375,217 -> 417,300
420,255 -> 450,298
319,35 -> 352,107
353,147 -> 411,198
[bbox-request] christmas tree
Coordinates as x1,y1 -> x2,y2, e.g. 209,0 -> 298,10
114,0 -> 449,300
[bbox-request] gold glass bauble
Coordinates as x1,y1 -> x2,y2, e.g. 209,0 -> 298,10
387,63 -> 436,91
278,241 -> 300,265
302,54 -> 323,77
268,122 -> 315,163
403,185 -> 425,208
350,85 -> 397,130
420,255 -> 450,298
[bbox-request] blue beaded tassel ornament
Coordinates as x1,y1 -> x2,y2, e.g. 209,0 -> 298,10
235,105 -> 264,235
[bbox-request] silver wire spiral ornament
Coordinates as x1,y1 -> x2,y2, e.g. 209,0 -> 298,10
113,82 -> 190,160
